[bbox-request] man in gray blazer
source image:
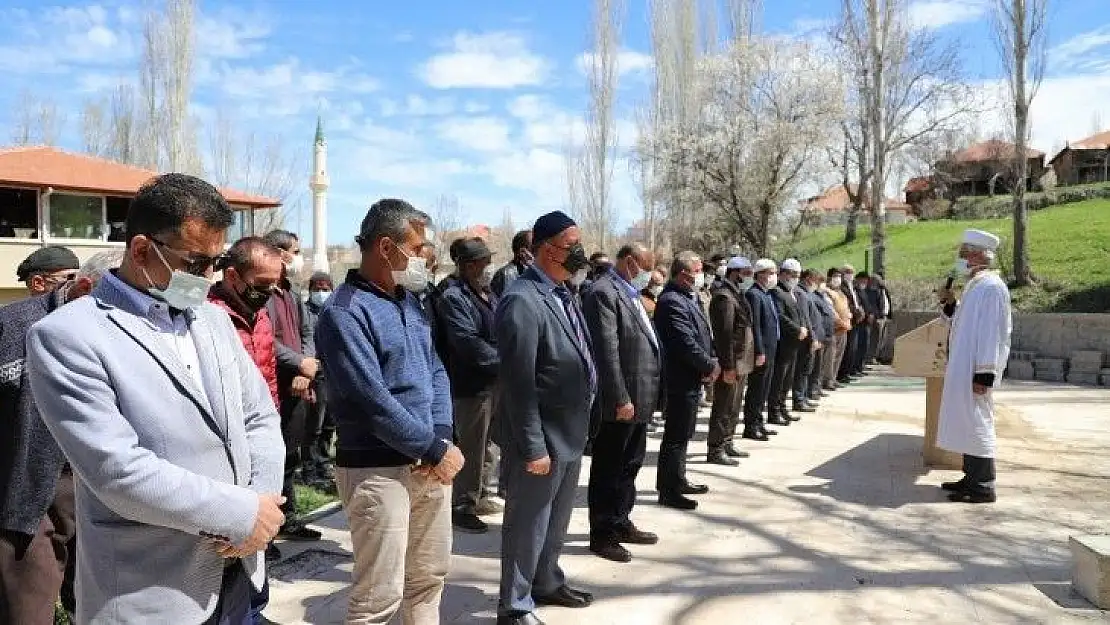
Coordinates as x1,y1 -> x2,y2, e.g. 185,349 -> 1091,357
496,211 -> 596,625
25,174 -> 286,625
583,242 -> 662,564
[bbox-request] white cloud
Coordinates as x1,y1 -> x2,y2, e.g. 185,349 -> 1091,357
575,49 -> 654,78
404,95 -> 457,116
907,0 -> 990,30
418,31 -> 550,89
436,116 -> 513,152
0,5 -> 137,74
196,9 -> 272,60
1050,26 -> 1110,73
214,60 -> 379,102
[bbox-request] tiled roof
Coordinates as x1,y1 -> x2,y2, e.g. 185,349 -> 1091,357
949,139 -> 1044,163
1071,130 -> 1110,150
0,146 -> 281,208
904,176 -> 932,193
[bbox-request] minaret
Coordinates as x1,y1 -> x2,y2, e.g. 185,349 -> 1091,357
310,116 -> 330,274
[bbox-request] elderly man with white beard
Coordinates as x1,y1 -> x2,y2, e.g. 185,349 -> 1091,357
936,229 -> 1012,504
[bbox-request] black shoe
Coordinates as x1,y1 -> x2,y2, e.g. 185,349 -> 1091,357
265,542 -> 281,562
767,416 -> 790,426
615,524 -> 659,545
680,483 -> 709,495
948,490 -> 997,504
534,585 -> 593,608
497,612 -> 545,625
761,427 -> 778,436
658,494 -> 697,510
723,444 -> 750,458
742,430 -> 769,442
590,540 -> 632,563
823,384 -> 838,391
279,523 -> 322,541
837,377 -> 853,384
941,479 -> 968,492
452,510 -> 489,534
707,449 -> 739,466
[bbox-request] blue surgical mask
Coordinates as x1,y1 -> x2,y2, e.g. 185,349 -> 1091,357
143,244 -> 211,310
309,290 -> 331,306
631,269 -> 652,291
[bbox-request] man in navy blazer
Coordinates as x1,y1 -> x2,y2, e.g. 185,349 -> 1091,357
742,259 -> 781,441
653,251 -> 719,511
496,211 -> 596,625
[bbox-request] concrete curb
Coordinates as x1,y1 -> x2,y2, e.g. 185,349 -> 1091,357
300,501 -> 342,525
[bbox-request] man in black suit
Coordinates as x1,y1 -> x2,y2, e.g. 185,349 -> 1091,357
496,211 -> 596,625
837,263 -> 865,383
768,258 -> 808,426
741,259 -> 780,441
803,270 -> 836,403
866,272 -> 893,364
850,271 -> 878,375
707,256 -> 756,466
582,243 -> 662,563
653,251 -> 719,511
789,262 -> 819,415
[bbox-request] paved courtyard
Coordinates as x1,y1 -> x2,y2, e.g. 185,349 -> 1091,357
265,369 -> 1110,624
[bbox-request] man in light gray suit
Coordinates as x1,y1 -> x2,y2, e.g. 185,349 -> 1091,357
25,173 -> 286,625
496,211 -> 596,625
582,243 -> 662,564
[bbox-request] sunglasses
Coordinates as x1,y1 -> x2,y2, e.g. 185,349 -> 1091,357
149,237 -> 227,276
41,273 -> 77,285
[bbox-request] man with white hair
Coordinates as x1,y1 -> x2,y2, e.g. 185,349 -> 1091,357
936,229 -> 1011,504
741,259 -> 781,441
0,250 -> 124,624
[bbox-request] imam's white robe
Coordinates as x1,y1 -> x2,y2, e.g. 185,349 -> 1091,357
936,270 -> 1013,458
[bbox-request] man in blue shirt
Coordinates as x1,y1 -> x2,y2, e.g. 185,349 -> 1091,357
316,198 -> 464,625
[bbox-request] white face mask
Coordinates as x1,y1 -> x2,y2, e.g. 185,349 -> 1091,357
953,258 -> 971,276
390,245 -> 430,292
570,268 -> 589,287
143,244 -> 212,310
766,274 -> 779,289
649,285 -> 664,298
309,290 -> 331,306
783,278 -> 798,291
693,272 -> 706,291
631,269 -> 652,291
740,276 -> 755,291
477,264 -> 496,289
716,265 -> 727,278
285,253 -> 304,278
829,276 -> 843,289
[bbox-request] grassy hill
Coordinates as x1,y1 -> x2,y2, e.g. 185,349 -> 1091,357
774,199 -> 1110,313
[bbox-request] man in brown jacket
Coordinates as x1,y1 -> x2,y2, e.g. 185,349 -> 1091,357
707,256 -> 756,465
822,267 -> 853,390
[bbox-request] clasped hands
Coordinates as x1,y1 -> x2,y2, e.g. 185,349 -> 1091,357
210,493 -> 285,559
413,444 -> 466,485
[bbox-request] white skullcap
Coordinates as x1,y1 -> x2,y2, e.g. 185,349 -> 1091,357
962,229 -> 1001,251
781,258 -> 802,273
753,258 -> 777,273
841,262 -> 855,272
726,256 -> 752,270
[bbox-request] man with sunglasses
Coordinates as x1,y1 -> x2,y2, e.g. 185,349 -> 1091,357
25,173 -> 286,625
16,246 -> 80,297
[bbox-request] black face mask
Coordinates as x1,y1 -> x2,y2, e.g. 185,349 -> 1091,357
561,243 -> 590,274
239,284 -> 273,312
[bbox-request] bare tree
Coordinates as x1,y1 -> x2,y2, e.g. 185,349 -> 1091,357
82,98 -> 111,156
137,0 -> 201,173
428,194 -> 463,253
10,90 -> 66,146
994,0 -> 1049,286
207,107 -> 304,233
108,84 -> 143,165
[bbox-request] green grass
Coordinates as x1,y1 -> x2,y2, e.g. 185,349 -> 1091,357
775,199 -> 1110,312
294,483 -> 339,517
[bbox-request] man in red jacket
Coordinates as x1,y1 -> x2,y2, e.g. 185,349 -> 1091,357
209,237 -> 283,406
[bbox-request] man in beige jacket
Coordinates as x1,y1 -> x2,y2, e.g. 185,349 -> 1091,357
821,267 -> 853,391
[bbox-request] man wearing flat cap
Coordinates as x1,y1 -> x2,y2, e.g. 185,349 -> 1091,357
438,237 -> 503,534
936,229 -> 1012,504
16,246 -> 80,296
495,210 -> 596,625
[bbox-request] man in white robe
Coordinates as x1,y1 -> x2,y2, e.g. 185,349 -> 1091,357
936,229 -> 1012,503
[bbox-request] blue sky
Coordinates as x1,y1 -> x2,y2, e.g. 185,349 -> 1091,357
1,0 -> 1109,246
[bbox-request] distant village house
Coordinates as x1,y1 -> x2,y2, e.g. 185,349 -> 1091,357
1049,130 -> 1110,186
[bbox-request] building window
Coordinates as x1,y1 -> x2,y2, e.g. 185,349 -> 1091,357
106,196 -> 130,242
49,193 -> 104,240
0,187 -> 39,238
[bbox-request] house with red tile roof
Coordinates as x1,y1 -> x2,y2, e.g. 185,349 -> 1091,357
1048,130 -> 1110,186
932,139 -> 1046,198
0,146 -> 280,302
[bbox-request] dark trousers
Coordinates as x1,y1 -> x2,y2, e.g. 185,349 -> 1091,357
806,344 -> 825,398
248,578 -> 269,624
792,340 -> 815,404
962,455 -> 996,494
588,421 -> 648,540
499,454 -> 581,615
743,352 -> 776,431
656,390 -> 700,495
280,394 -> 310,519
769,339 -> 800,414
201,563 -> 252,625
839,326 -> 860,379
300,382 -> 332,474
851,325 -> 871,374
452,392 -> 497,513
0,471 -> 76,625
708,375 -> 746,450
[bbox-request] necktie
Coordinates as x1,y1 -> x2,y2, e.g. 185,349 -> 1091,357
554,286 -> 597,390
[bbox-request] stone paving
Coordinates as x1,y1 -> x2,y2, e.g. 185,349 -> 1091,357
265,369 -> 1110,624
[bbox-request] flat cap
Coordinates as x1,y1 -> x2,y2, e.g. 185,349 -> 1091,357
532,211 -> 577,243
17,245 -> 80,281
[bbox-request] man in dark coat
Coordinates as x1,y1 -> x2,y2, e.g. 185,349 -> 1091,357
439,238 -> 502,534
491,230 -> 533,297
850,271 -> 878,376
837,263 -> 865,383
789,262 -> 819,415
768,259 -> 808,425
496,211 -> 596,625
0,250 -> 122,625
741,259 -> 780,441
654,251 -> 719,511
582,242 -> 662,563
802,270 -> 836,403
16,246 -> 80,297
707,256 -> 756,466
